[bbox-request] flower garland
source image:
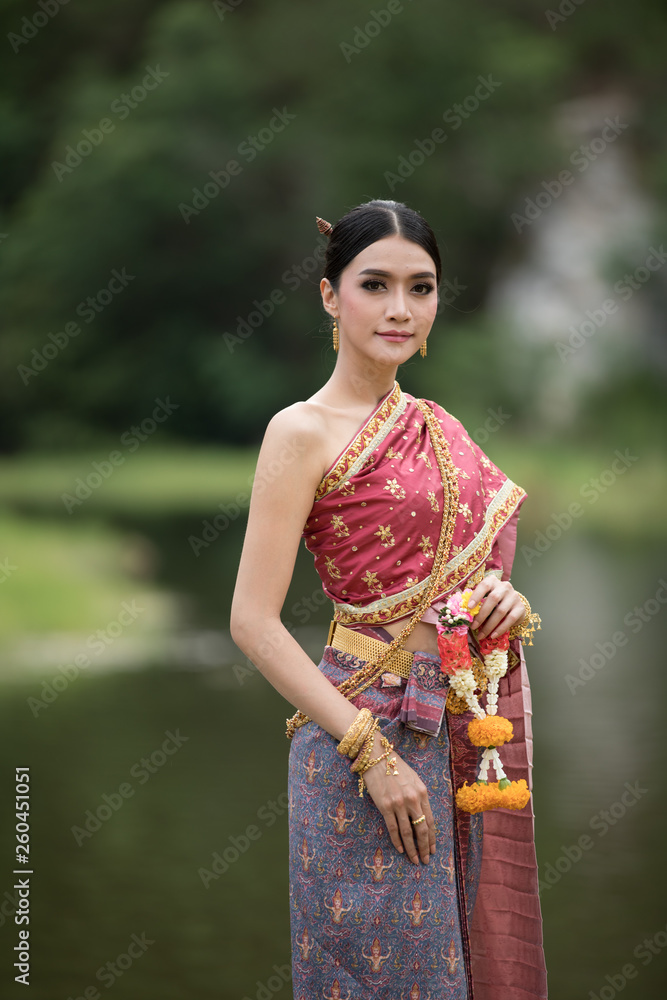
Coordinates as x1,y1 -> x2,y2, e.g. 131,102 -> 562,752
437,590 -> 531,814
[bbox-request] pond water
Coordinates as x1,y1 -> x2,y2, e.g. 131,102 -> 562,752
0,513 -> 664,999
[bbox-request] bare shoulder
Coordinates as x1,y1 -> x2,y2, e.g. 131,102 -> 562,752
255,400 -> 329,490
264,399 -> 327,445
262,400 -> 328,459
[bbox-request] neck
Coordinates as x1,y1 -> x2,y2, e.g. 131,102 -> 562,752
326,348 -> 398,407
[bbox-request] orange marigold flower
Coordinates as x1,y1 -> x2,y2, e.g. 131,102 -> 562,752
457,779 -> 531,813
497,779 -> 531,811
467,715 -> 514,747
456,781 -> 498,813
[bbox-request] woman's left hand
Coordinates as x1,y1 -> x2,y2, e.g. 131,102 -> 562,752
466,576 -> 525,642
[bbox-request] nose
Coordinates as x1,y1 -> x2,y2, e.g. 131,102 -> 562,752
386,289 -> 411,322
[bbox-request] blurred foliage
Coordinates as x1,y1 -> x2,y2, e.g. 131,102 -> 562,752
0,0 -> 666,453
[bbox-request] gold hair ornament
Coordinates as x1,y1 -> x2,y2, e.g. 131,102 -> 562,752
316,216 -> 333,237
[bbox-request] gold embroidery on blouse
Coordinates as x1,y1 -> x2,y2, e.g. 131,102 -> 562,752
333,479 -> 526,624
374,525 -> 395,548
325,555 -> 342,580
418,535 -> 434,558
427,490 -> 439,513
339,482 -> 356,496
415,451 -> 432,469
361,570 -> 383,593
314,383 -> 406,500
458,502 -> 473,524
331,514 -> 349,538
386,446 -> 403,460
383,478 -> 406,500
453,464 -> 471,480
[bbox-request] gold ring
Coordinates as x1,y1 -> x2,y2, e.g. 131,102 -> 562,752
411,814 -> 426,825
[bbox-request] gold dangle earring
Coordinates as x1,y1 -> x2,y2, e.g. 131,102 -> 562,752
420,339 -> 427,358
332,319 -> 339,352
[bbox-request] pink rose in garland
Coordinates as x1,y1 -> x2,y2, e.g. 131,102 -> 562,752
437,590 -> 531,814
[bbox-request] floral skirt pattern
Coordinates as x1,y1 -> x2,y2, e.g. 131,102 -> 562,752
288,645 -> 483,999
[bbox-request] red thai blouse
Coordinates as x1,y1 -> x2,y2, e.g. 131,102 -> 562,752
302,381 -> 526,627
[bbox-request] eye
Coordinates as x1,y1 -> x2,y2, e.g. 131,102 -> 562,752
361,278 -> 434,294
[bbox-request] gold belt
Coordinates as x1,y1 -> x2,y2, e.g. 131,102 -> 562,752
326,620 -> 414,679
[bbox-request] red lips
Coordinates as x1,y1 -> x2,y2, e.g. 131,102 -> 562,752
375,330 -> 413,341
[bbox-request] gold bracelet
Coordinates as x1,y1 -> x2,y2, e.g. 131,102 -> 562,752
366,736 -> 399,776
350,718 -> 380,775
353,734 -> 398,797
508,592 -> 542,646
348,715 -> 377,758
337,708 -> 373,758
350,720 -> 380,772
337,708 -> 367,756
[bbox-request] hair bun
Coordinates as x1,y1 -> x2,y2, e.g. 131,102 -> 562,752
315,216 -> 333,237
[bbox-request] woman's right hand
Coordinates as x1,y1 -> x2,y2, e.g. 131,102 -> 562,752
359,732 -> 436,865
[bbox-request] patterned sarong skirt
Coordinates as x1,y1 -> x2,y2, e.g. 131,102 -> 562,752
287,643 -> 484,999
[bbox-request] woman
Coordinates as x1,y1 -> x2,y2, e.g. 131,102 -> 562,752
231,199 -> 547,999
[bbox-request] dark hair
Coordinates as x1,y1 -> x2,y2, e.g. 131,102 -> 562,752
321,199 -> 441,292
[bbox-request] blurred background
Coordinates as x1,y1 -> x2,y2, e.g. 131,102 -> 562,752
1,1 -> 666,997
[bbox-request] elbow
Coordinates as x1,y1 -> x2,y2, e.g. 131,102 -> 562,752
230,608 -> 251,652
231,605 -> 283,657
230,605 -> 267,652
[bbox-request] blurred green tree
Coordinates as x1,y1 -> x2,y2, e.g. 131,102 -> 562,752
0,0 -> 665,451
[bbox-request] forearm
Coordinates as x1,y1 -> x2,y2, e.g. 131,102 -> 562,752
232,616 -> 364,742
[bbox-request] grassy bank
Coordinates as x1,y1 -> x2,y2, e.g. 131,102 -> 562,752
0,446 -> 256,514
0,442 -> 664,534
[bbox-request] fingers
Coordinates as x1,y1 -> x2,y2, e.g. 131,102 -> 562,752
383,815 -> 407,857
466,575 -> 500,613
394,794 -> 434,865
397,813 -> 421,865
364,757 -> 436,864
380,801 -> 425,864
472,580 -> 522,640
476,598 -> 525,640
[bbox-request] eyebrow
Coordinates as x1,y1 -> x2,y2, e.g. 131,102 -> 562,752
358,268 -> 436,279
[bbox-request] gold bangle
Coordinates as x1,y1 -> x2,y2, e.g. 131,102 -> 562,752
350,723 -> 379,773
338,708 -> 373,758
350,719 -> 380,774
337,708 -> 368,755
348,716 -> 376,758
508,592 -> 542,646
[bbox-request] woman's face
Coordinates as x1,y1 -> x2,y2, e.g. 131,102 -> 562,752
321,234 -> 439,365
